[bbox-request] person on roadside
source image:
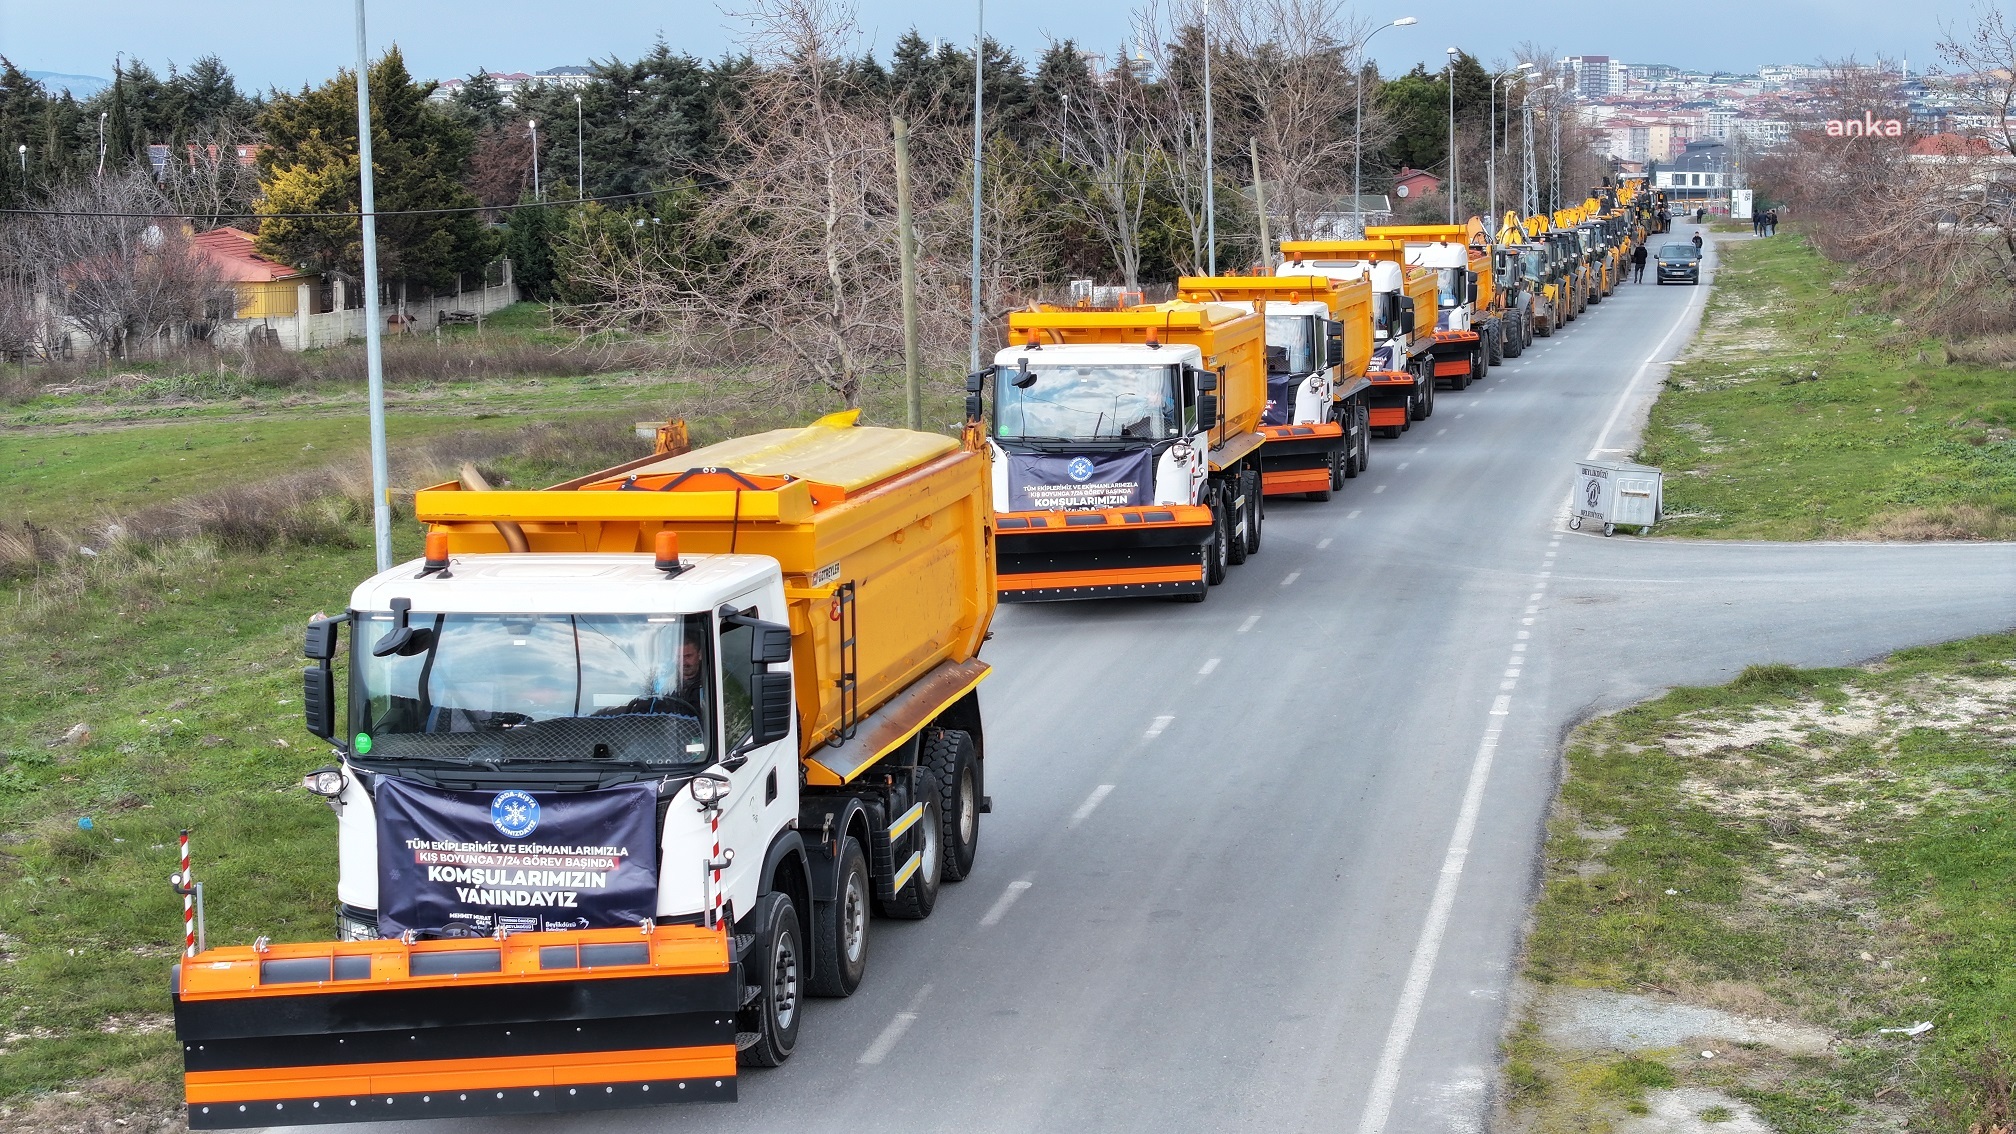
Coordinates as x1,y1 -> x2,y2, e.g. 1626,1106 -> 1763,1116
1767,209 -> 1779,236
1696,206 -> 1706,225
1631,241 -> 1649,282
1691,231 -> 1704,254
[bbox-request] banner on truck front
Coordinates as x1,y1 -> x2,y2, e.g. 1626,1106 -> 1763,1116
1007,450 -> 1155,512
1264,374 -> 1301,426
375,779 -> 658,937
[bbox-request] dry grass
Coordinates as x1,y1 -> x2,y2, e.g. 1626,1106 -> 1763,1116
1943,333 -> 2016,369
1859,504 -> 2016,541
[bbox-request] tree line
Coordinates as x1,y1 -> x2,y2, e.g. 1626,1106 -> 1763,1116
1,0 -> 1601,397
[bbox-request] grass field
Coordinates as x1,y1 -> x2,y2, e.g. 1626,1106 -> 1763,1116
0,332 -> 965,1123
1638,235 -> 2016,540
1503,634 -> 2016,1133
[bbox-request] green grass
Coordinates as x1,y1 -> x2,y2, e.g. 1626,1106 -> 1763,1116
1508,634 -> 2016,1132
1638,235 -> 2016,540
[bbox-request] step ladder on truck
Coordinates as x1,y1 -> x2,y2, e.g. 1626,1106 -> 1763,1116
170,409 -> 998,1127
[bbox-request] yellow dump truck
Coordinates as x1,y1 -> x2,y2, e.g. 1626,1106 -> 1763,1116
989,300 -> 1267,602
1278,239 -> 1442,438
172,410 -> 997,1126
1175,274 -> 1374,498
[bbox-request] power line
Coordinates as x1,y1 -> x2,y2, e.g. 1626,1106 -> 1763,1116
0,185 -> 680,221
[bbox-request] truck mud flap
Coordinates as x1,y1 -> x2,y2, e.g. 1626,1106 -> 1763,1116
1259,423 -> 1344,497
174,926 -> 738,1129
995,505 -> 1211,603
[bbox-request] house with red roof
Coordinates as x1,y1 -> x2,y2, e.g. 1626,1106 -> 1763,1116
1393,166 -> 1442,203
187,227 -> 324,319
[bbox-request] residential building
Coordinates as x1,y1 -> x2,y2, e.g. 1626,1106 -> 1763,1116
187,227 -> 323,320
1394,167 -> 1442,201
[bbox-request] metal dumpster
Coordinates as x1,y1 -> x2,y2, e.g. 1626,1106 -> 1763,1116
1571,460 -> 1663,535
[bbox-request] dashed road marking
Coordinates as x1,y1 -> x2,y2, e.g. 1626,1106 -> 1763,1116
1144,716 -> 1174,740
860,983 -> 933,1064
1282,572 -> 1300,586
979,880 -> 1033,927
1070,784 -> 1116,825
1317,537 -> 1334,549
1238,614 -> 1260,633
1199,657 -> 1221,675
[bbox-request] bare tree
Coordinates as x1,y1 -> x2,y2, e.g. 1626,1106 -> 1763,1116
1213,0 -> 1367,242
18,172 -> 234,358
1051,45 -> 1157,289
157,125 -> 266,231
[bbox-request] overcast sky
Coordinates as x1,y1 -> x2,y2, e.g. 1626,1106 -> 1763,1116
0,0 -> 1986,92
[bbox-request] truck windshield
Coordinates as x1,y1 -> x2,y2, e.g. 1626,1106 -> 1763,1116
1436,268 -> 1465,308
1264,315 -> 1316,373
995,363 -> 1180,442
1520,250 -> 1543,277
350,611 -> 717,768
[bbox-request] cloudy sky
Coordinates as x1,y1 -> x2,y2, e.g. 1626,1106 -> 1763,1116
0,0 -> 1987,92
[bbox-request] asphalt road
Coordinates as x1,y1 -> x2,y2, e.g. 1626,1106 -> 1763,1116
276,226 -> 2016,1134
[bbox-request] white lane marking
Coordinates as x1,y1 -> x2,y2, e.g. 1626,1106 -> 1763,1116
1500,679 -> 1518,690
1490,695 -> 1511,715
1347,510 -> 1362,519
1354,712 -> 1509,1132
1436,429 -> 1448,436
1522,617 -> 1534,625
1456,413 -> 1467,418
1524,606 -> 1539,614
1517,630 -> 1530,639
1586,263 -> 1713,459
1398,463 -> 1410,470
1144,715 -> 1175,739
1317,537 -> 1334,549
1540,571 -> 1552,578
1281,572 -> 1301,586
860,983 -> 933,1064
1504,668 -> 1521,677
1528,593 -> 1543,602
1415,446 -> 1429,454
1070,785 -> 1116,826
1238,614 -> 1260,633
1512,643 -> 1527,652
979,880 -> 1033,927
1373,485 -> 1387,493
1199,657 -> 1221,675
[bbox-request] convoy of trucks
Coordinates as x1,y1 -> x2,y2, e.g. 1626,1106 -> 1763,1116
166,195 -> 1660,1125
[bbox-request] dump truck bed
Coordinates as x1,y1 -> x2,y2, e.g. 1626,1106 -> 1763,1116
414,411 -> 997,771
1007,302 -> 1267,446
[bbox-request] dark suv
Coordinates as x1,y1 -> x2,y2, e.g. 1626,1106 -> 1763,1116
1655,243 -> 1700,285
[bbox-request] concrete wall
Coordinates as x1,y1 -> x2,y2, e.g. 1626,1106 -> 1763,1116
215,266 -> 519,351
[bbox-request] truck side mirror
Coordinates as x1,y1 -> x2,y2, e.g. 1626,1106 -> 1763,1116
305,618 -> 341,661
1197,394 -> 1220,431
303,667 -> 337,741
1195,368 -> 1218,392
748,672 -> 793,748
1325,321 -> 1345,368
964,368 -> 988,395
1467,272 -> 1480,306
1397,296 -> 1415,337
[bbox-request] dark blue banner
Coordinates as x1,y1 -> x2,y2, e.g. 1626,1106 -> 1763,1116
375,779 -> 658,937
1006,450 -> 1154,512
1264,374 -> 1302,426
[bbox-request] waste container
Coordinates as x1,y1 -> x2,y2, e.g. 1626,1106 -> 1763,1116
1571,460 -> 1663,535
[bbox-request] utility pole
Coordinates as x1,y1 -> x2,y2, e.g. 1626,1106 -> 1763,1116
528,119 -> 541,202
354,0 -> 392,572
1548,90 -> 1561,215
1250,137 -> 1270,270
97,112 -> 107,177
967,0 -> 985,375
1202,0 -> 1216,275
1521,99 -> 1538,219
893,116 -> 921,430
574,93 -> 584,198
1446,47 -> 1457,224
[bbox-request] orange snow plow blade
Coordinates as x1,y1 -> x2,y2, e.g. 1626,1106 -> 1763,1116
173,925 -> 737,1128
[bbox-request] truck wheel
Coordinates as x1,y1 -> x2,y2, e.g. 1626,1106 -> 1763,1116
922,730 -> 980,882
1488,329 -> 1505,365
880,798 -> 941,920
1356,408 -> 1372,472
737,891 -> 803,1067
810,837 -> 869,998
1474,346 -> 1488,380
1414,376 -> 1435,420
1243,468 -> 1264,555
1206,498 -> 1229,586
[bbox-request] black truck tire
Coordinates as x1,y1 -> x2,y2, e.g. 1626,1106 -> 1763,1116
922,729 -> 980,882
809,837 -> 869,998
737,891 -> 803,1067
1244,467 -> 1264,555
879,798 -> 941,920
1206,496 -> 1230,586
1227,477 -> 1250,566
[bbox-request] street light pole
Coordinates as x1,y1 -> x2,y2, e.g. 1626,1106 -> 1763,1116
574,93 -> 584,198
1489,63 -> 1532,224
1352,16 -> 1416,237
1202,0 -> 1216,275
1446,47 -> 1457,224
968,0 -> 985,374
528,119 -> 540,202
97,112 -> 108,177
353,0 -> 392,572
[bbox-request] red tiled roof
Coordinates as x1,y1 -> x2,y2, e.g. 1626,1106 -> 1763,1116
1908,133 -> 1995,157
190,226 -> 305,283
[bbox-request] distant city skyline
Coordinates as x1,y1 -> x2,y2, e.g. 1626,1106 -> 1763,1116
0,0 -> 1979,95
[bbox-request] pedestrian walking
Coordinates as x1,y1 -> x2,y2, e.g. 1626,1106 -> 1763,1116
1631,242 -> 1649,282
1691,232 -> 1704,253
1752,210 -> 1763,236
1767,209 -> 1778,236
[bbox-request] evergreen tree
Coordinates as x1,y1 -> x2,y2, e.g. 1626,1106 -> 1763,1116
452,70 -> 511,132
257,48 -> 496,288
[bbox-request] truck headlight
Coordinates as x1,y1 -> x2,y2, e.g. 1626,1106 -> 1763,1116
690,772 -> 732,806
303,767 -> 347,797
